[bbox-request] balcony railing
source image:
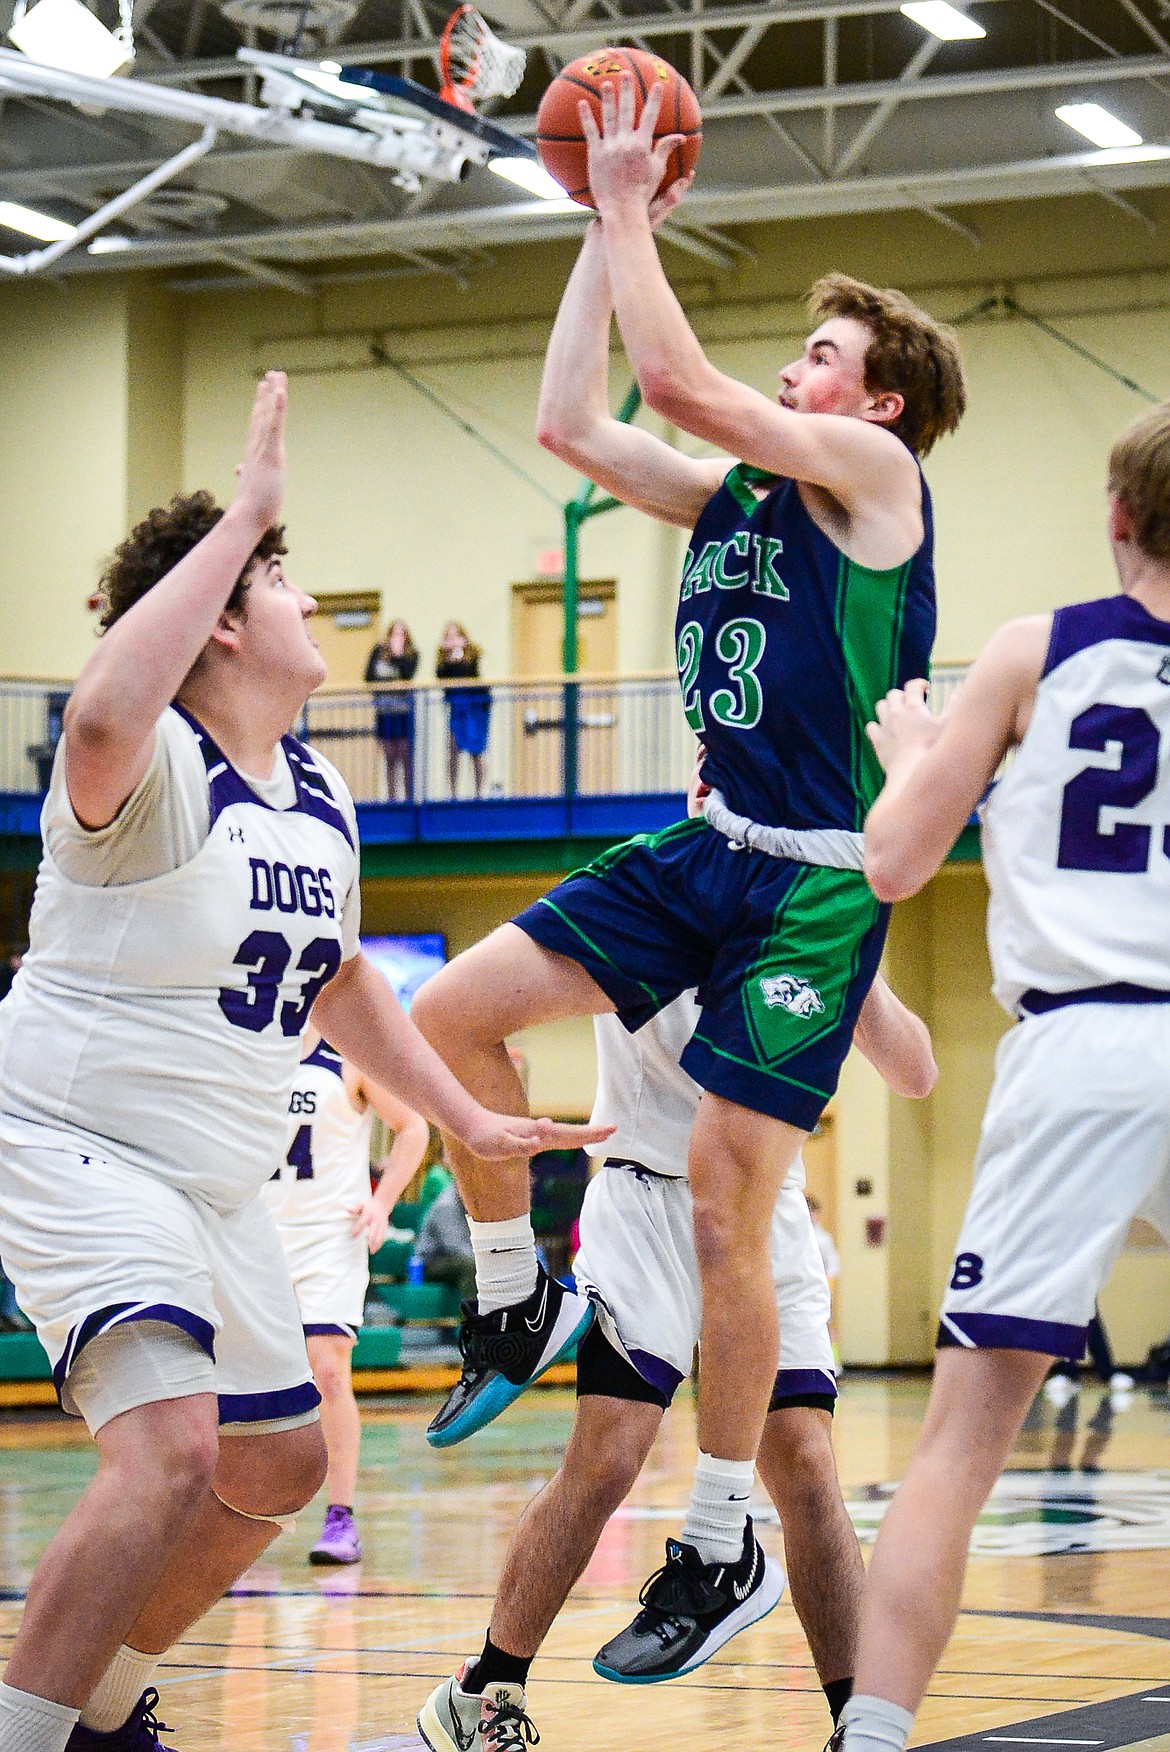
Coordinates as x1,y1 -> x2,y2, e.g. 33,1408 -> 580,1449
0,666 -> 973,835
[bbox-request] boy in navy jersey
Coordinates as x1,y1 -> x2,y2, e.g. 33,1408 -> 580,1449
412,76 -> 966,1675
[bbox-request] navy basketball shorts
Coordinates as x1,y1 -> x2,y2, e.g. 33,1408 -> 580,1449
514,817 -> 888,1132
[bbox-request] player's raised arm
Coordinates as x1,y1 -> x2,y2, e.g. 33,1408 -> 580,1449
64,372 -> 289,831
864,617 -> 1050,902
584,77 -> 958,544
313,951 -> 613,1161
537,199 -> 728,529
852,974 -> 937,1099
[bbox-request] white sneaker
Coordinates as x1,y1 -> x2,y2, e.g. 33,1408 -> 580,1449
1043,1375 -> 1078,1407
1109,1371 -> 1135,1391
418,1663 -> 483,1752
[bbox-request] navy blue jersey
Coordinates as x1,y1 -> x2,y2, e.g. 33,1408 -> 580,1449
676,462 -> 936,832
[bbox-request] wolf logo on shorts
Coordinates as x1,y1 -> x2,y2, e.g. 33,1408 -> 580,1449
760,974 -> 825,1017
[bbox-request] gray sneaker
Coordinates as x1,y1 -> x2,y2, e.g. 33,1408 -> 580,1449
418,1664 -> 484,1752
418,1667 -> 538,1752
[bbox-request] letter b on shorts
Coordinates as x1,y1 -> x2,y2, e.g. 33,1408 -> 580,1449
949,1251 -> 984,1291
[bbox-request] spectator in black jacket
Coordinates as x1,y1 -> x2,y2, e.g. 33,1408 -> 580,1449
366,620 -> 418,800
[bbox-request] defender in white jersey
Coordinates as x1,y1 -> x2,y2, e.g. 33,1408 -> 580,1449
837,403 -> 1170,1752
266,1030 -> 428,1563
0,375 -> 607,1752
419,887 -> 936,1752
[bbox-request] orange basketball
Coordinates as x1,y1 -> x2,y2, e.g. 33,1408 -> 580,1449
536,47 -> 702,209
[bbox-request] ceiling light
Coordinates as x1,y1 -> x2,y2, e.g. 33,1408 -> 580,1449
87,234 -> 133,253
489,157 -> 584,201
9,0 -> 132,78
1056,103 -> 1142,150
0,200 -> 76,242
319,59 -> 342,74
900,3 -> 986,40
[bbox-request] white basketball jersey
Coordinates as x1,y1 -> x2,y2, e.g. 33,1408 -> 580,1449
983,595 -> 1170,1016
0,705 -> 359,1212
590,994 -> 805,1189
265,1041 -> 373,1229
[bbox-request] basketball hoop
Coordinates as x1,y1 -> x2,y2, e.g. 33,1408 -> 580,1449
439,4 -> 526,113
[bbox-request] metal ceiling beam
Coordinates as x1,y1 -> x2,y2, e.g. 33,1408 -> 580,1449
13,46 -> 1170,193
142,0 -> 1013,84
48,143 -> 1170,276
833,32 -> 941,176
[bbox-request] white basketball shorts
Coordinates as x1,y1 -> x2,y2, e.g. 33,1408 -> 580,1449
0,1116 -> 319,1432
939,1003 -> 1170,1360
276,1220 -> 369,1341
573,1158 -> 835,1406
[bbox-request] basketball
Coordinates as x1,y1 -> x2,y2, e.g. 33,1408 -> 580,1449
536,47 -> 702,209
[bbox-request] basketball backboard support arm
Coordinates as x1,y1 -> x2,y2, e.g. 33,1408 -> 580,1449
339,66 -> 537,162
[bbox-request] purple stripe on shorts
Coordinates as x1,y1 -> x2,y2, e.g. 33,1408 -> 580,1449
937,1310 -> 1085,1362
624,1346 -> 685,1402
770,1367 -> 838,1406
54,1303 -> 217,1396
303,1322 -> 358,1341
1020,982 -> 1170,1016
218,1379 -> 322,1424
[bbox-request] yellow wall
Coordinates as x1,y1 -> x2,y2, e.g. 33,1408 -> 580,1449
5,192 -> 1170,682
361,872 -> 597,1117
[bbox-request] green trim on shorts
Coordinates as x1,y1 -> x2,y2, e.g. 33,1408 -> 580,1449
574,813 -> 707,881
740,864 -> 879,1069
689,1030 -> 834,1102
535,897 -> 662,1004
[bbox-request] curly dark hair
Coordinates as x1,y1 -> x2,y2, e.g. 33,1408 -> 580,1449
98,490 -> 287,632
808,273 -> 966,456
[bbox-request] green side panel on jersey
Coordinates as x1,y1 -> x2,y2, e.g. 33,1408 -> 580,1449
835,552 -> 912,829
740,864 -> 880,1071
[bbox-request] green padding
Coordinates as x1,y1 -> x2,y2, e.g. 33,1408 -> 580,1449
351,1326 -> 403,1370
389,1201 -> 422,1231
369,1237 -> 414,1278
0,1330 -> 52,1380
373,1282 -> 462,1320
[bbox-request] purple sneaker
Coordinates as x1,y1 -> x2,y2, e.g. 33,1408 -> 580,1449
310,1504 -> 362,1565
66,1690 -> 175,1752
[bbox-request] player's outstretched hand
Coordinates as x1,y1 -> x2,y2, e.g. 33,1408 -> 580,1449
234,369 -> 287,532
458,1108 -> 615,1162
581,73 -> 684,218
649,172 -> 694,230
350,1196 -> 391,1253
866,679 -> 941,775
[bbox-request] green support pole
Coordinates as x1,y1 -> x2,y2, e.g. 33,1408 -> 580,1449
561,384 -> 640,802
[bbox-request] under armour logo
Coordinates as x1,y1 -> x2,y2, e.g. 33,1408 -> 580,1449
228,825 -> 246,843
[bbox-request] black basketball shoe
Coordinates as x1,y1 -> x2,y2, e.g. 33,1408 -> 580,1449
426,1264 -> 595,1448
592,1517 -> 785,1682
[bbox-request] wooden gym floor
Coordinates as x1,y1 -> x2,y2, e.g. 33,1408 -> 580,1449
3,1374 -> 1170,1752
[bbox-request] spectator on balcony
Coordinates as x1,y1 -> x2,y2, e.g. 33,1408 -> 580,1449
365,619 -> 419,802
436,621 -> 491,799
415,1174 -> 476,1304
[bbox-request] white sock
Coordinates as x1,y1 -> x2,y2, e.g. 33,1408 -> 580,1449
468,1216 -> 538,1314
680,1450 -> 754,1565
79,1645 -> 159,1733
0,1683 -> 78,1752
840,1694 -> 915,1752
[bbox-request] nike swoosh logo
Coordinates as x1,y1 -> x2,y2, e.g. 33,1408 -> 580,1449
732,1545 -> 760,1602
451,1704 -> 477,1752
524,1279 -> 549,1333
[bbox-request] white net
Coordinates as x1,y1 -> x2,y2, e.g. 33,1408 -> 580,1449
441,5 -> 526,105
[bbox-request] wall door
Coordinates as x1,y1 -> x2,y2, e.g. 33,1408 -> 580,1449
510,580 -> 617,795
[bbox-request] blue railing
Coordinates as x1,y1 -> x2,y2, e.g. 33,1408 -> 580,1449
0,667 -> 972,845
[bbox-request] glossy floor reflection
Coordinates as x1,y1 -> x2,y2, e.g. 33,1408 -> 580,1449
4,1375 -> 1170,1751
